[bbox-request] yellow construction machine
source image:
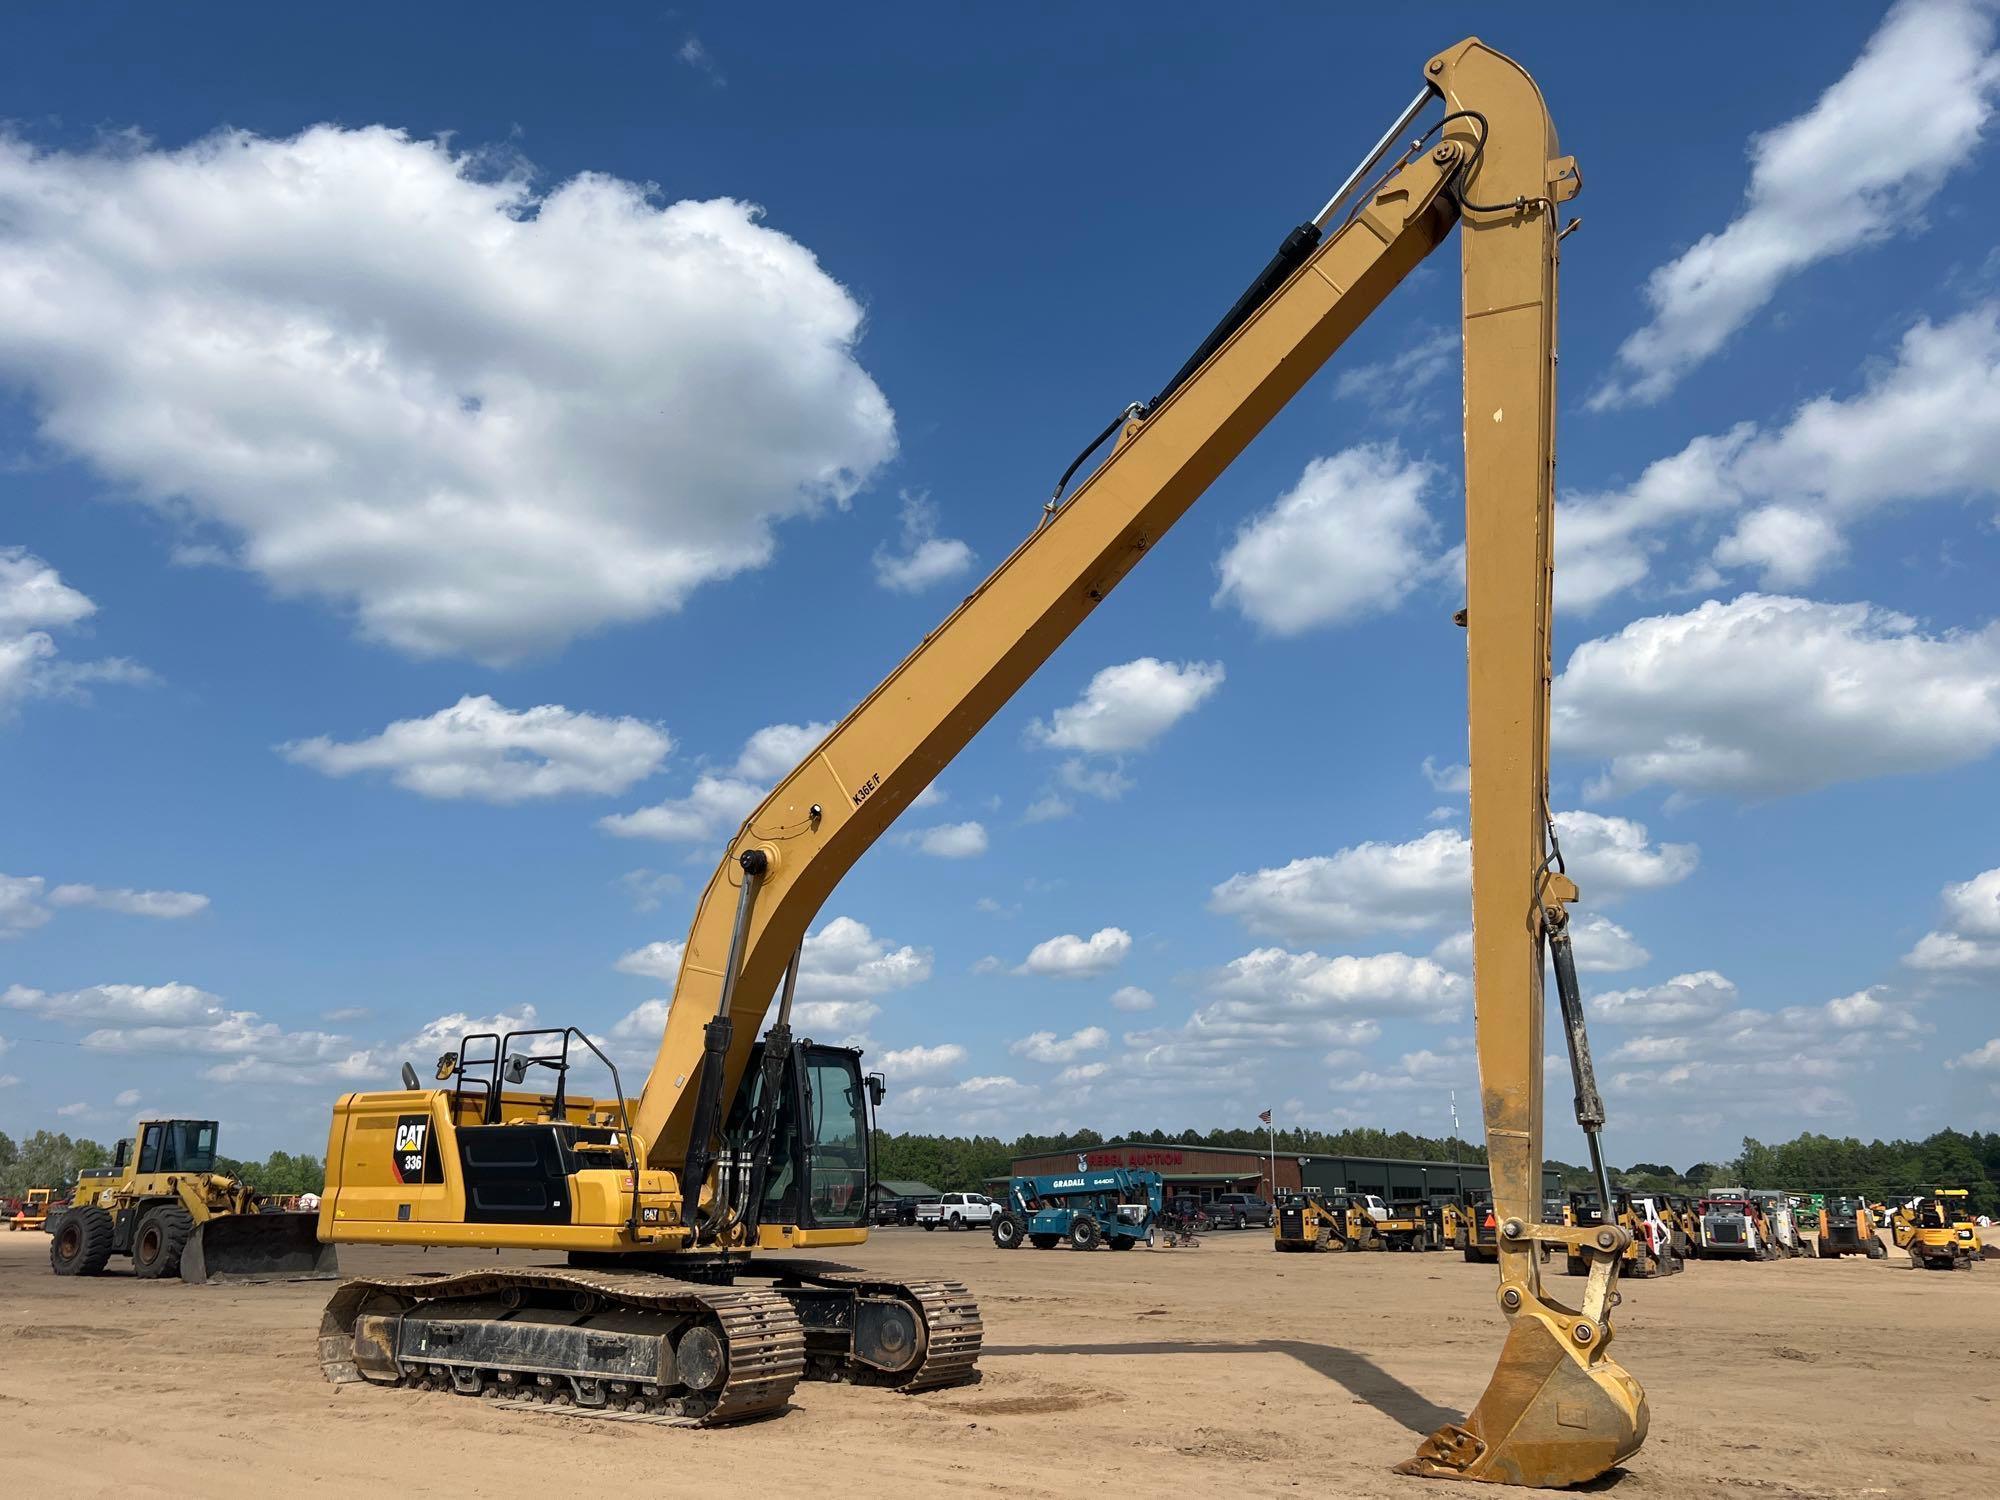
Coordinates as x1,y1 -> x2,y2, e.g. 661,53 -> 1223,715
1816,1195 -> 1888,1260
45,1119 -> 336,1282
314,36 -> 1642,1485
1273,1190 -> 1379,1252
1892,1191 -> 1986,1271
1453,1189 -> 1501,1263
1558,1193 -> 1679,1279
7,1186 -> 55,1232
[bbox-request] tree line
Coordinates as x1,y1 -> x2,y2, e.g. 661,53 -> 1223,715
0,1129 -> 326,1199
1608,1129 -> 2000,1216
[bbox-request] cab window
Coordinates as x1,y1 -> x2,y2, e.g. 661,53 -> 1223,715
137,1124 -> 164,1173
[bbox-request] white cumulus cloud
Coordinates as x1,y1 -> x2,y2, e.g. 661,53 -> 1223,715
878,1042 -> 967,1076
1010,1026 -> 1109,1064
911,821 -> 988,859
1210,816 -> 1693,943
1028,657 -> 1223,755
873,491 -> 974,594
3,980 -> 374,1078
615,940 -> 685,981
598,719 -> 832,842
1108,985 -> 1156,1013
1590,0 -> 2000,408
1553,594 -> 2000,800
0,547 -> 152,713
1214,445 -> 1440,634
1947,1038 -> 2000,1071
283,695 -> 670,803
1904,866 -> 2000,972
54,885 -> 205,918
0,125 -> 895,663
1564,304 -> 2000,611
1017,927 -> 1131,978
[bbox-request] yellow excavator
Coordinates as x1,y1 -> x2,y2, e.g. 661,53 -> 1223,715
313,36 -> 1642,1486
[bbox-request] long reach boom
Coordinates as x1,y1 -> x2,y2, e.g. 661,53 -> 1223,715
635,36 -> 1641,1486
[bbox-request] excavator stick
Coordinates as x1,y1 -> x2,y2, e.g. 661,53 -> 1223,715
1392,39 -> 1645,1486
182,1211 -> 339,1284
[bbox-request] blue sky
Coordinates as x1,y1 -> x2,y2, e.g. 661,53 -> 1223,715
3,2 -> 1999,1167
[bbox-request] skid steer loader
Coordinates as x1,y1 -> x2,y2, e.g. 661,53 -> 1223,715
46,1118 -> 337,1283
1815,1195 -> 1887,1260
1892,1191 -> 1986,1271
1273,1190 -> 1378,1251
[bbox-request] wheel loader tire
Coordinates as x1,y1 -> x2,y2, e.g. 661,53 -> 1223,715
991,1213 -> 1025,1250
1068,1216 -> 1101,1251
132,1204 -> 195,1280
49,1205 -> 113,1276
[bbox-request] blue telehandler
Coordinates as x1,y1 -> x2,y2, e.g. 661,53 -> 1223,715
990,1167 -> 1163,1250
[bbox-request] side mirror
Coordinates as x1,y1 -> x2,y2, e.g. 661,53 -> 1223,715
434,1051 -> 459,1081
504,1056 -> 530,1084
866,1071 -> 886,1108
401,1062 -> 422,1091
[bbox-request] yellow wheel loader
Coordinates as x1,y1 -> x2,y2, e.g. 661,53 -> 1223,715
45,1119 -> 336,1283
315,36 -> 1644,1485
7,1187 -> 55,1231
1893,1191 -> 1985,1271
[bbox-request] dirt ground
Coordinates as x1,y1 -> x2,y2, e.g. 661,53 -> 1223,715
2,1225 -> 1993,1499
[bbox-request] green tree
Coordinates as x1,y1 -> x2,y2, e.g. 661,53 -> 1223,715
0,1130 -> 108,1197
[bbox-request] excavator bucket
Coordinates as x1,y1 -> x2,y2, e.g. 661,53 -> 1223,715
1398,1312 -> 1647,1487
181,1211 -> 340,1284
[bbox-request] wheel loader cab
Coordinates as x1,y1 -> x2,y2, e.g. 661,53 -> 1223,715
136,1118 -> 220,1175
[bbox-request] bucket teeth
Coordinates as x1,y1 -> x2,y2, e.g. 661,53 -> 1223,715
1396,1313 -> 1647,1488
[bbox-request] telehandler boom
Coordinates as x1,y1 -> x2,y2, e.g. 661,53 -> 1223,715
317,36 -> 1643,1485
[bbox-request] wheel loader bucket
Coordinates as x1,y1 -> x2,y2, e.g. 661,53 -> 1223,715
181,1211 -> 340,1284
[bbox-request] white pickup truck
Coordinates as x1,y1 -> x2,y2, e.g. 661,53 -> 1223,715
914,1192 -> 1000,1230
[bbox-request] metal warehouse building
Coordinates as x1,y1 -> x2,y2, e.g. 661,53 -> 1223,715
1296,1153 -> 1562,1203
1006,1141 -> 1560,1203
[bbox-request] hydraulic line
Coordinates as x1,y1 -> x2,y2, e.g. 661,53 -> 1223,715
679,848 -> 767,1233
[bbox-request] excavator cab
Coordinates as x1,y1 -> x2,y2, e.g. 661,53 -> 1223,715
720,1039 -> 874,1233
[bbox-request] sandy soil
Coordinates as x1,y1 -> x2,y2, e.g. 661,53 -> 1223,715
2,1225 -> 1993,1498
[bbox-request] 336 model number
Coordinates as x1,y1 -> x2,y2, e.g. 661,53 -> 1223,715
851,772 -> 882,806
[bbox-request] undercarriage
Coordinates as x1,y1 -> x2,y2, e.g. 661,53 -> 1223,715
320,1259 -> 981,1425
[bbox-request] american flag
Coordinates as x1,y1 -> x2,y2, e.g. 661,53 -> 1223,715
1258,1108 -> 1272,1125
